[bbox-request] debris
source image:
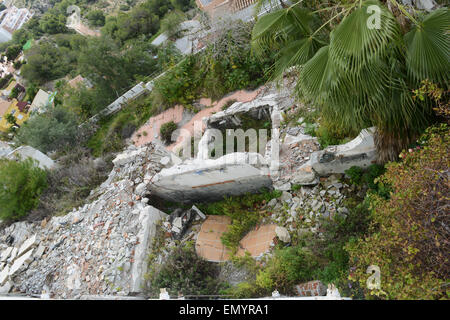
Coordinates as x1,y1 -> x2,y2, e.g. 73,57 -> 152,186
275,226 -> 291,243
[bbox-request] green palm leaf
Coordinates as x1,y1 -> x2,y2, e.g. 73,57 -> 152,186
404,8 -> 450,85
251,6 -> 316,56
329,0 -> 401,73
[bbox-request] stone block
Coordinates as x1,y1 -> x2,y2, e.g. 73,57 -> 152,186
17,234 -> 38,258
0,247 -> 13,262
310,127 -> 377,175
0,265 -> 9,286
9,249 -> 34,277
275,226 -> 291,243
191,205 -> 206,220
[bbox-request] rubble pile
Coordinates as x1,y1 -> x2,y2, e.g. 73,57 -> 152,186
0,142 -> 173,298
263,174 -> 349,235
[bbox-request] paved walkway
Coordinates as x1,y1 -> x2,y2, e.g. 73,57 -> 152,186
132,87 -> 263,154
195,215 -> 277,262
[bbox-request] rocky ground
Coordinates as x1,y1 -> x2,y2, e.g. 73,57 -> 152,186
0,142 -> 176,298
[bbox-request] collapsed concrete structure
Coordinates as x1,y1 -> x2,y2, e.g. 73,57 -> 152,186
149,153 -> 272,202
145,83 -> 378,201
0,143 -> 173,298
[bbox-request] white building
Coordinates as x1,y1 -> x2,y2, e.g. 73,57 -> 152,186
0,6 -> 34,42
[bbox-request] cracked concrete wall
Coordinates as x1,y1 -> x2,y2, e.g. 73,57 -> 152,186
149,152 -> 272,202
310,127 -> 377,175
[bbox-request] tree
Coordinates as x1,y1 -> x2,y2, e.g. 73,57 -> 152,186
15,106 -> 79,153
39,13 -> 68,34
0,158 -> 48,221
21,41 -> 76,84
5,44 -> 21,61
86,10 -> 106,27
5,113 -> 19,128
114,5 -> 160,43
170,0 -> 194,12
26,83 -> 39,102
251,1 -> 449,162
160,10 -> 186,39
8,86 -> 19,99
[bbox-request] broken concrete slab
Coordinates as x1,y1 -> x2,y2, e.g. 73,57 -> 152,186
310,127 -> 377,175
6,146 -> 56,170
0,247 -> 13,262
291,162 -> 319,186
0,265 -> 9,286
17,234 -> 38,258
191,205 -> 206,220
33,244 -> 46,259
284,133 -> 317,145
9,249 -> 34,277
7,248 -> 17,263
130,205 -> 167,294
0,280 -> 12,294
134,183 -> 147,196
172,217 -> 183,229
149,152 -> 272,202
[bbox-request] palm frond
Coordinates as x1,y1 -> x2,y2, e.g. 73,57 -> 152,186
329,0 -> 401,73
251,6 -> 315,57
404,8 -> 450,86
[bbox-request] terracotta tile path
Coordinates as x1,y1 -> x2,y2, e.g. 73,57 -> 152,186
132,88 -> 263,153
195,215 -> 278,262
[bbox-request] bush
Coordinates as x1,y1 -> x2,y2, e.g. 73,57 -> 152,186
346,124 -> 450,299
15,107 -> 80,153
145,243 -> 225,297
345,164 -> 389,197
86,10 -> 106,27
160,121 -> 177,144
256,246 -> 320,295
0,158 -> 48,221
27,147 -> 113,220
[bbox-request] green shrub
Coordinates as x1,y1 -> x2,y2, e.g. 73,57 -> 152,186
0,158 -> 48,221
346,124 -> 449,299
145,243 -> 225,297
150,21 -> 274,109
15,106 -> 79,153
160,121 -> 178,144
345,164 -> 389,197
345,166 -> 364,185
256,246 -> 320,295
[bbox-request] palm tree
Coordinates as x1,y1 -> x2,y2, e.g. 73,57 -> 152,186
251,0 -> 449,162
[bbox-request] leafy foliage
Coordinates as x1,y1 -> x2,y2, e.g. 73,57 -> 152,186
252,1 -> 449,162
15,107 -> 80,153
0,158 -> 48,221
160,121 -> 178,144
346,124 -> 450,299
145,243 -> 225,297
86,10 -> 106,27
151,20 -> 274,110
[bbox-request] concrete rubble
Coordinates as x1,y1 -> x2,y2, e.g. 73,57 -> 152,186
0,142 -> 173,298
